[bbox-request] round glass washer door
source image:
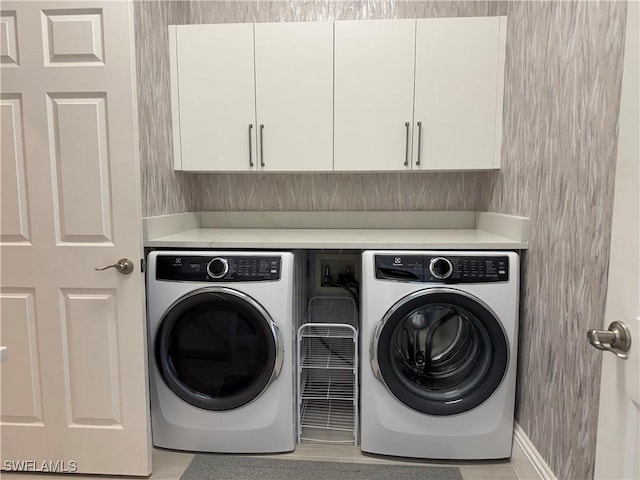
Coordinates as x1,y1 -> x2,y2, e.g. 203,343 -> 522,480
371,288 -> 509,416
155,287 -> 282,411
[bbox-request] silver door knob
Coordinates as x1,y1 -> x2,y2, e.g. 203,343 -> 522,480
95,258 -> 134,275
587,320 -> 632,360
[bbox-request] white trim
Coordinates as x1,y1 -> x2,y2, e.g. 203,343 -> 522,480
512,423 -> 557,480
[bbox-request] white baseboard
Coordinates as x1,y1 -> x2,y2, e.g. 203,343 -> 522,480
512,423 -> 557,480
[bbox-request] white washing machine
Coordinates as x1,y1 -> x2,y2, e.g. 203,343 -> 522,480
361,250 -> 519,460
146,251 -> 296,453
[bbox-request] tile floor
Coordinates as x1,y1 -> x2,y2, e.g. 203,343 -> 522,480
2,444 -> 519,480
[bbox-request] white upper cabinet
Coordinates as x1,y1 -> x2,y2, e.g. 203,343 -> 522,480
334,20 -> 417,171
171,24 -> 256,171
254,22 -> 333,171
170,16 -> 507,173
334,16 -> 506,172
412,16 -> 507,170
171,22 -> 333,172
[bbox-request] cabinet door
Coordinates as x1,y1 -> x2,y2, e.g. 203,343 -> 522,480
413,16 -> 506,170
334,19 -> 416,171
254,22 -> 333,172
172,24 -> 256,171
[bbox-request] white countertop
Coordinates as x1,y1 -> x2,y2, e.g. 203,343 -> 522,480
143,211 -> 529,250
144,227 -> 526,249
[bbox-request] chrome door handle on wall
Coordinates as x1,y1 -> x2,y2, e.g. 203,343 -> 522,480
416,121 -> 423,166
259,124 -> 265,168
404,122 -> 410,166
95,258 -> 134,275
248,124 -> 254,167
587,320 -> 632,359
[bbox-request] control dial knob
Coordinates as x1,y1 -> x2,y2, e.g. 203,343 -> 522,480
207,257 -> 229,279
429,257 -> 453,280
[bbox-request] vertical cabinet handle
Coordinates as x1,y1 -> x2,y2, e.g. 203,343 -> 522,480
259,124 -> 265,168
416,121 -> 422,167
404,122 -> 410,167
248,124 -> 254,167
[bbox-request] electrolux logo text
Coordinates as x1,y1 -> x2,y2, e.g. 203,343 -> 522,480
3,460 -> 78,473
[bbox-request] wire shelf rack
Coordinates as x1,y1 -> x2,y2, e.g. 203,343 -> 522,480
299,399 -> 356,444
306,296 -> 358,328
300,369 -> 355,400
299,337 -> 356,369
299,324 -> 356,339
297,296 -> 358,445
300,399 -> 355,431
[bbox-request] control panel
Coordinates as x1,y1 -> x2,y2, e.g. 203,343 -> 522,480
375,254 -> 509,283
156,255 -> 282,282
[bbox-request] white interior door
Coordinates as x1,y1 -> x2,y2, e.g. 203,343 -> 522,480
334,19 -> 416,171
592,3 -> 639,479
254,21 -> 333,172
0,1 -> 151,475
413,16 -> 506,171
173,23 -> 256,172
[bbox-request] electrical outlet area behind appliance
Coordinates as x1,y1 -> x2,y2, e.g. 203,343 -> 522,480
314,253 -> 360,295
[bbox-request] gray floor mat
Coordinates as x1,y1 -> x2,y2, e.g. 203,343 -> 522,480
180,455 -> 463,480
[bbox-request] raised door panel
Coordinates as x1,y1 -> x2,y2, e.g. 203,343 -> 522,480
0,12 -> 19,66
254,22 -> 333,172
0,289 -> 44,426
0,94 -> 30,244
59,289 -> 122,427
46,94 -> 113,244
174,24 -> 256,172
41,9 -> 105,66
413,16 -> 505,170
334,19 -> 416,171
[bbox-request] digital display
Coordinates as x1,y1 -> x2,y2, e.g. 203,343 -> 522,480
155,255 -> 281,282
375,255 -> 509,283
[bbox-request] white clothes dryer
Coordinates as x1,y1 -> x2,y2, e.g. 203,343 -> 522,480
146,251 -> 296,453
361,251 -> 519,460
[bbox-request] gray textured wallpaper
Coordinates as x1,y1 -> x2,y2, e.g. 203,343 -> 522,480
135,1 -> 199,216
134,1 -> 626,479
197,172 -> 486,211
481,2 -> 626,479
